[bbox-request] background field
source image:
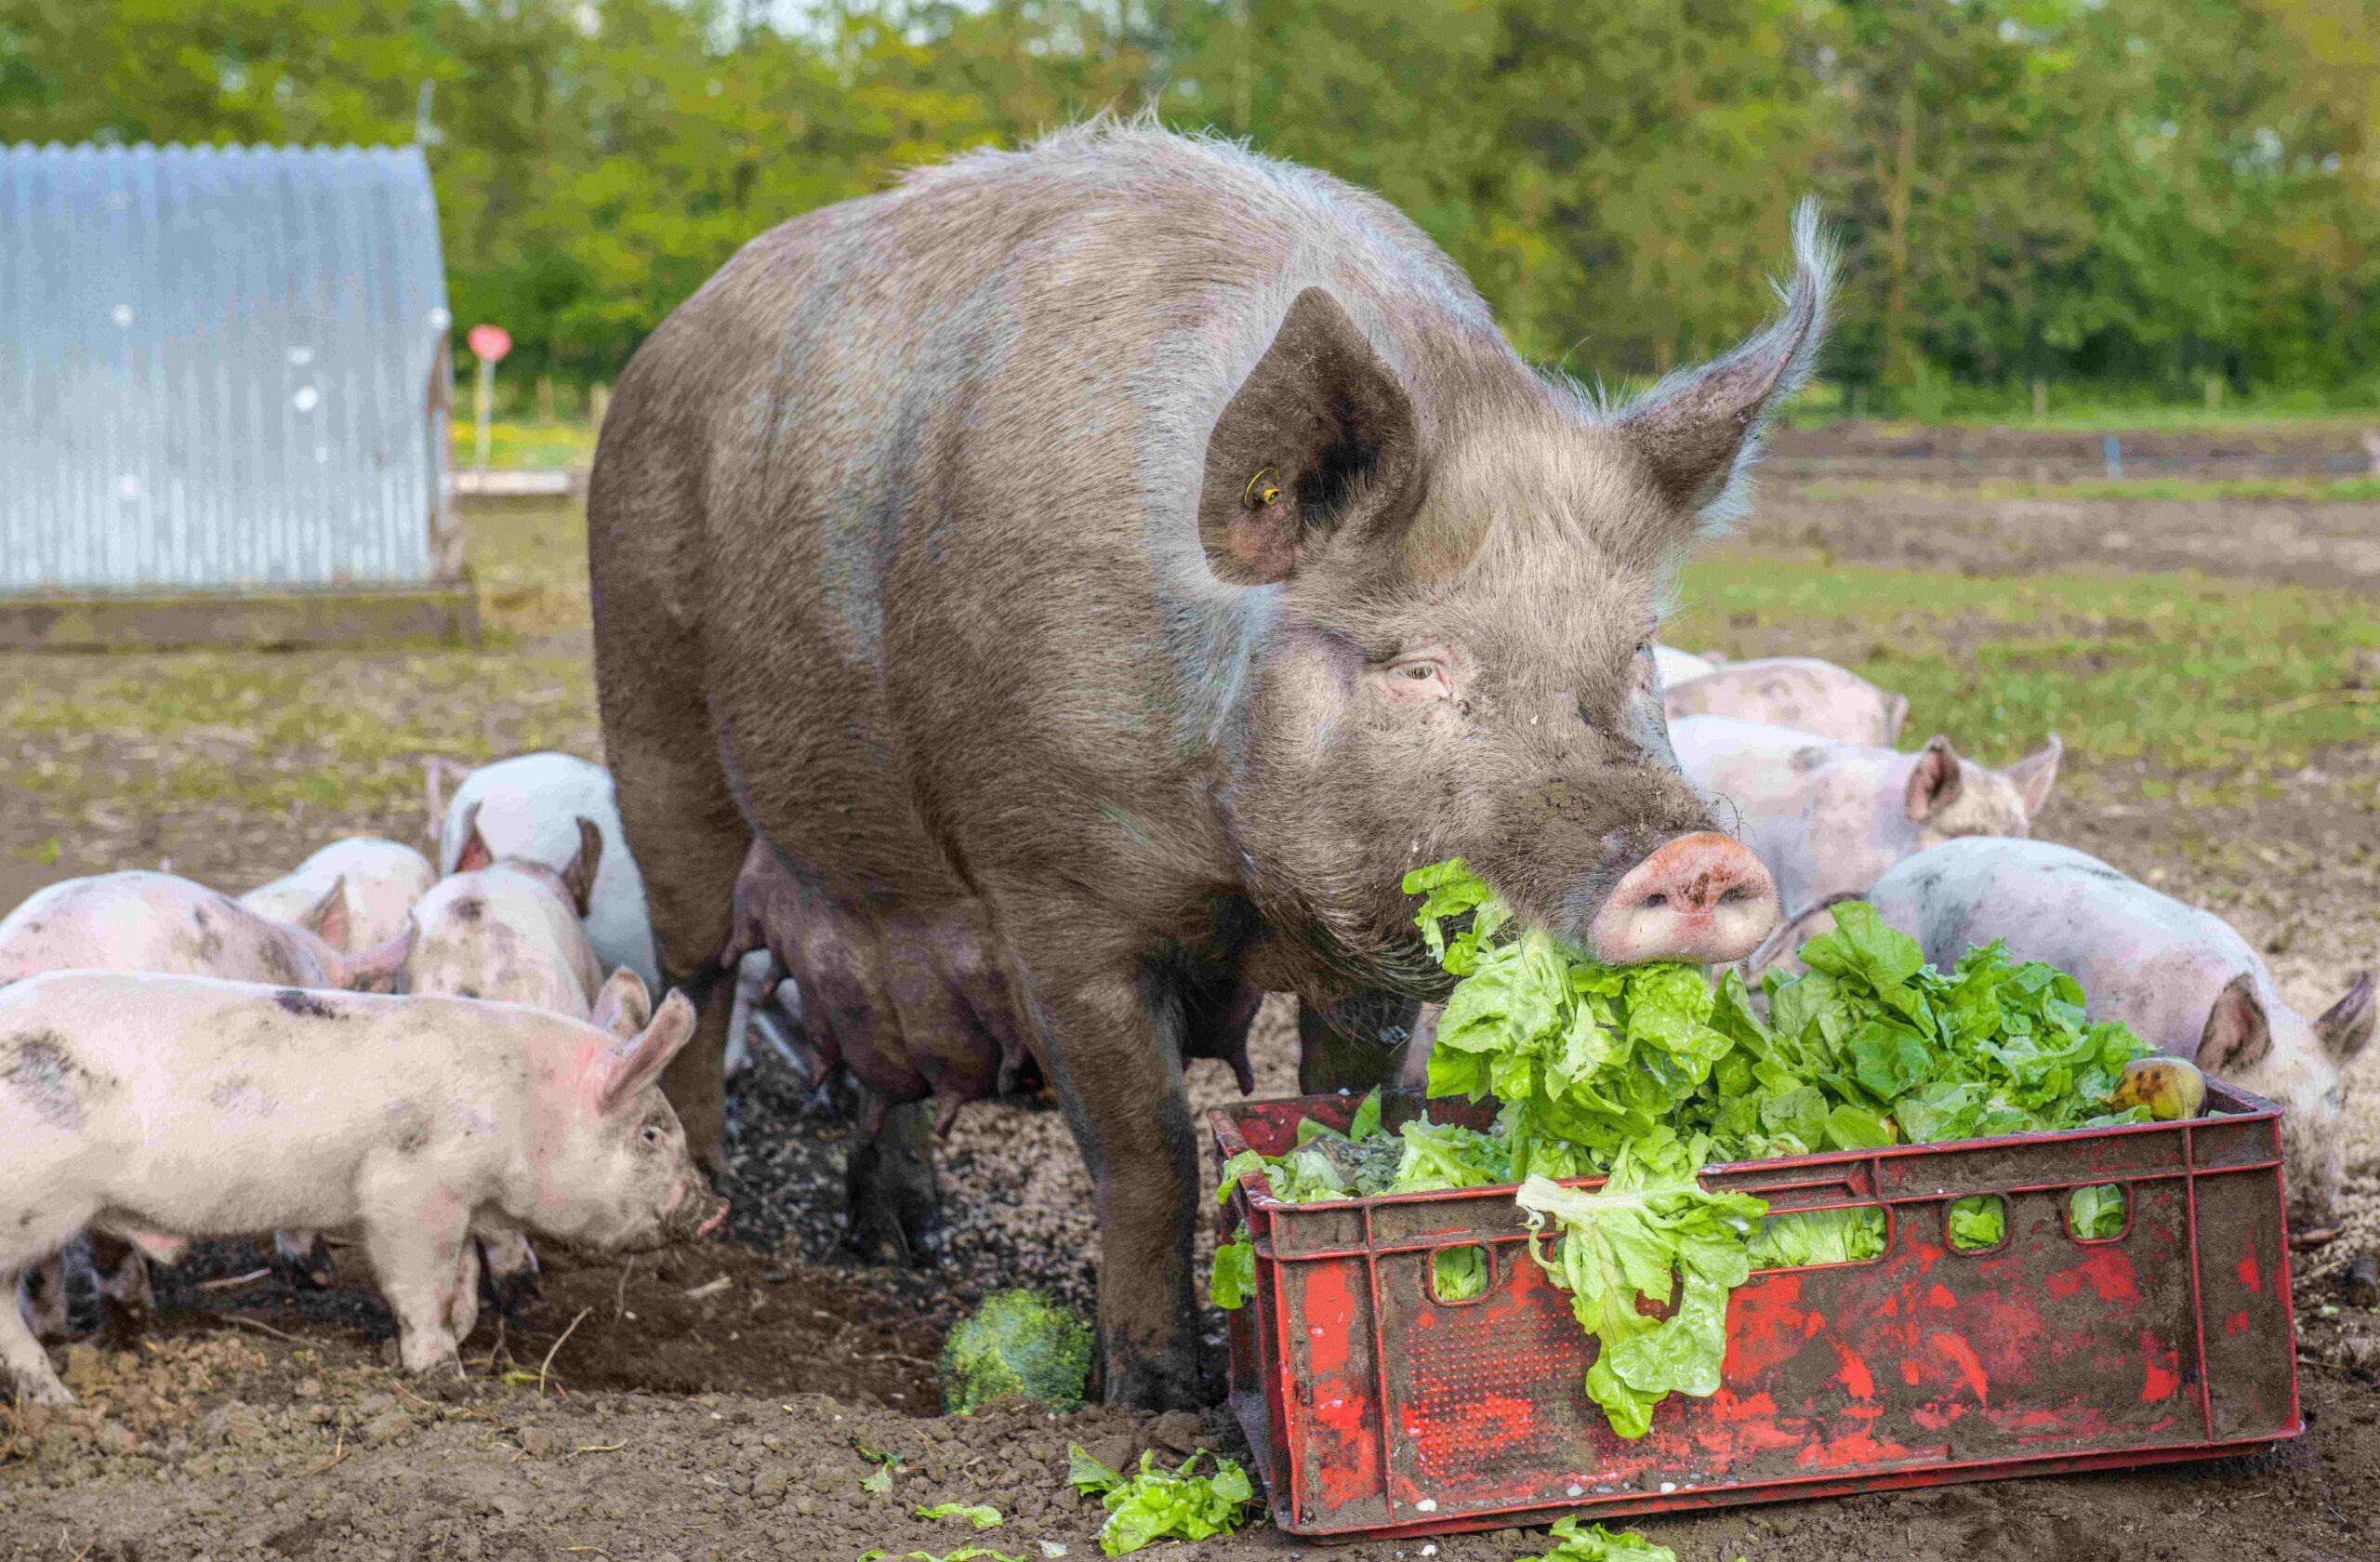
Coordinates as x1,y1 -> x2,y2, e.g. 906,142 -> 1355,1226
4,425 -> 2377,1560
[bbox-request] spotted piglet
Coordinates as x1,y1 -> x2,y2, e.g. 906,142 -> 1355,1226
1670,715 -> 2062,914
0,969 -> 726,1406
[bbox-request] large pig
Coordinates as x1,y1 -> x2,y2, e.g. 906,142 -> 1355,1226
1859,839 -> 2373,1231
1661,656 -> 1909,746
588,125 -> 1820,1404
0,969 -> 725,1406
433,752 -> 659,989
1672,716 -> 2061,913
240,838 -> 436,951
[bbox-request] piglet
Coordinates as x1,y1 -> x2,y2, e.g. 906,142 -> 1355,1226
240,837 -> 435,951
0,870 -> 403,992
0,870 -> 412,1317
403,804 -> 605,1018
1857,838 -> 2373,1234
1662,656 -> 1909,747
337,803 -> 606,1311
0,969 -> 726,1406
432,752 -> 658,989
1670,716 -> 2061,913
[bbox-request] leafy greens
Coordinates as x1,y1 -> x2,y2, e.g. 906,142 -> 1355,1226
1207,861 -> 2161,1441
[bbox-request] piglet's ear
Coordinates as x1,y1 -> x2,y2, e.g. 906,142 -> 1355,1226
599,988 -> 697,1115
590,967 -> 654,1041
2197,973 -> 2273,1075
297,876 -> 351,952
334,924 -> 413,993
2005,734 -> 2062,816
1903,736 -> 1964,822
1197,287 -> 1422,586
561,817 -> 603,919
1616,198 -> 1832,536
453,801 -> 494,874
2316,972 -> 2374,1063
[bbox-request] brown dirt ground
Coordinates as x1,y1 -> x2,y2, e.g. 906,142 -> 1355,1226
7,465 -> 2380,1561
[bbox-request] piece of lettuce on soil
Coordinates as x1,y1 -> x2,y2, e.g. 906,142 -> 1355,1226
938,1291 -> 1093,1414
1067,1444 -> 1255,1556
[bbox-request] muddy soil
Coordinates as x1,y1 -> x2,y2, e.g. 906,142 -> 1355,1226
7,470 -> 2380,1560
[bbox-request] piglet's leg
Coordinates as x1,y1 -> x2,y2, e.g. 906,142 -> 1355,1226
471,1211 -> 541,1321
445,1238 -> 483,1352
357,1172 -> 478,1375
271,1227 -> 337,1291
0,1271 -> 70,1405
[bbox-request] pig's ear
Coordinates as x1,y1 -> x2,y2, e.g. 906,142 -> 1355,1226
1615,198 -> 1832,535
2005,733 -> 2062,816
1903,736 -> 1964,822
598,989 -> 697,1115
296,877 -> 351,952
590,967 -> 654,1041
1197,286 -> 1422,586
561,817 -> 603,919
2196,973 -> 2273,1075
334,925 -> 413,993
2315,972 -> 2374,1063
453,801 -> 495,874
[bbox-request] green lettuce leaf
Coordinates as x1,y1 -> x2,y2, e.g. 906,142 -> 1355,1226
1209,1225 -> 1254,1310
1948,1195 -> 2006,1251
915,1503 -> 1004,1529
1515,1516 -> 1680,1562
1086,1450 -> 1255,1556
2070,1184 -> 2127,1239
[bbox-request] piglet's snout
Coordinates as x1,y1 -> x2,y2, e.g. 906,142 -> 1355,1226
1587,831 -> 1778,965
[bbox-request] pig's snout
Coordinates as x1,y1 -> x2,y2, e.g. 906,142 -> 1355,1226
1586,831 -> 1778,966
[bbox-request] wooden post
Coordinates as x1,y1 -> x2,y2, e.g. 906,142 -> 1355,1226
2030,377 -> 2047,421
591,381 -> 611,430
474,356 -> 494,471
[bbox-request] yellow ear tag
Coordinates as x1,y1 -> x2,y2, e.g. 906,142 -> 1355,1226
1243,468 -> 1281,510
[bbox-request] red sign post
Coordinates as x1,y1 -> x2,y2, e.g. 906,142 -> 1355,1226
467,324 -> 511,470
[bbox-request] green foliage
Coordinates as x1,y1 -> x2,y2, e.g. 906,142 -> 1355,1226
2070,1185 -> 2128,1240
1223,870 -> 2163,1441
6,1 -> 2372,399
1515,1516 -> 1680,1562
1065,1445 -> 1255,1556
936,1290 -> 1092,1415
914,1503 -> 1003,1530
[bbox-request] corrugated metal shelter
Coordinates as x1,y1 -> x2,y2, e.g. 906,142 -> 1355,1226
0,142 -> 458,595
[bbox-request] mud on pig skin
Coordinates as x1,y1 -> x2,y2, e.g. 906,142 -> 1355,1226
1672,715 -> 2062,914
1662,655 -> 1910,747
238,837 -> 436,952
1858,838 -> 2374,1230
588,124 -> 1816,1406
0,969 -> 723,1407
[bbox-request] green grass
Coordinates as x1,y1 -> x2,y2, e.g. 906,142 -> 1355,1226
1804,475 -> 2380,504
1670,552 -> 2380,809
1769,378 -> 2380,436
452,418 -> 599,470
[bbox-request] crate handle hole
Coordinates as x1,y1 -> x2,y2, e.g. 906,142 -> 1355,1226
1746,1206 -> 1890,1269
1946,1194 -> 2008,1253
1429,1244 -> 1492,1304
2069,1184 -> 2128,1241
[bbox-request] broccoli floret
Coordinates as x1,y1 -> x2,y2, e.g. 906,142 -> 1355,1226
938,1289 -> 1093,1414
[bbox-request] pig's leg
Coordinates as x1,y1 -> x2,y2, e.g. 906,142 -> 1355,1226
358,1177 -> 479,1376
1014,948 -> 1202,1410
271,1227 -> 337,1291
724,948 -> 781,1079
16,1262 -> 64,1343
1297,988 -> 1422,1096
843,1092 -> 941,1265
472,1212 -> 541,1320
87,1231 -> 153,1325
597,660 -> 752,1176
445,1237 -> 483,1351
0,1268 -> 68,1404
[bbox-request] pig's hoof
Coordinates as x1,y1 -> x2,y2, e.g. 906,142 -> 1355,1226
483,1269 -> 542,1323
272,1243 -> 337,1292
1102,1348 -> 1206,1412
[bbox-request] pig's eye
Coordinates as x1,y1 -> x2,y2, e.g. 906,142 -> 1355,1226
1402,664 -> 1433,680
1382,654 -> 1452,704
639,1125 -> 662,1147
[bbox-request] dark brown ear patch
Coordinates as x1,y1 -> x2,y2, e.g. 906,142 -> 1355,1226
562,817 -> 604,919
1197,288 -> 1420,585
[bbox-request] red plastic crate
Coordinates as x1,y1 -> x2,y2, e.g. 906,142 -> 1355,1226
1211,1085 -> 2302,1542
